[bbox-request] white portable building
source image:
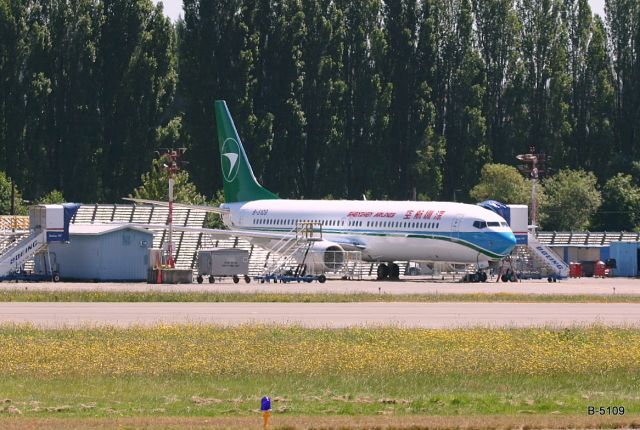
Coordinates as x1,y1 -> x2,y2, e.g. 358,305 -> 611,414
36,224 -> 153,281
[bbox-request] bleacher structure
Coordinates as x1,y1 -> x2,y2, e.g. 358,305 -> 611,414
537,231 -> 640,247
72,204 -> 210,271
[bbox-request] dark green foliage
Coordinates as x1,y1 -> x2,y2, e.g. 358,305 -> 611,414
469,164 -> 531,204
0,171 -> 26,215
0,0 -> 639,230
595,173 -> 640,231
539,169 -> 602,230
36,189 -> 65,204
0,0 -> 176,203
606,0 -> 640,170
131,158 -> 206,205
99,0 -> 177,201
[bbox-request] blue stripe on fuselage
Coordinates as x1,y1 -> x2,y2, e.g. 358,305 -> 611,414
240,226 -> 517,258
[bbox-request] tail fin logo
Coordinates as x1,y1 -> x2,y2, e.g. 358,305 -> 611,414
221,138 -> 241,182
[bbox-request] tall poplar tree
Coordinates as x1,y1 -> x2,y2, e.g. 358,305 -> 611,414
606,0 -> 640,168
99,0 -> 177,201
433,0 -> 488,199
337,0 -> 390,198
516,0 -> 573,168
179,0 -> 248,197
473,0 -> 520,163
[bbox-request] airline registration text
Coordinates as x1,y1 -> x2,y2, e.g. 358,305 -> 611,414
252,210 -> 268,216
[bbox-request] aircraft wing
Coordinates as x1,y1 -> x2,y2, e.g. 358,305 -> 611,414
119,223 -> 294,241
114,222 -> 368,250
122,198 -> 229,214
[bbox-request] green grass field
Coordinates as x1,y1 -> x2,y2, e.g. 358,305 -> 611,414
0,373 -> 638,418
0,290 -> 638,303
0,324 -> 638,427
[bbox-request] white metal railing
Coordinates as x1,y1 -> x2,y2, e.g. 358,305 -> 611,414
260,222 -> 323,276
0,230 -> 47,277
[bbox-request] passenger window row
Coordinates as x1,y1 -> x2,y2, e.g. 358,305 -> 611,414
251,218 -> 440,229
366,221 -> 439,229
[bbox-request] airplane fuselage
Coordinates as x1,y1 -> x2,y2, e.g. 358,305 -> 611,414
222,199 -> 516,264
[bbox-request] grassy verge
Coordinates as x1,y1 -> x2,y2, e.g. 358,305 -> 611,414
0,374 -> 638,418
2,416 -> 640,430
0,324 -> 638,425
0,290 -> 639,303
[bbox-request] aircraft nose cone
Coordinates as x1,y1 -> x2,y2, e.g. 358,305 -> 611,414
500,231 -> 517,255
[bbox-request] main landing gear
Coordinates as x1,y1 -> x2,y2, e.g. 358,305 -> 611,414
377,263 -> 400,280
463,270 -> 488,283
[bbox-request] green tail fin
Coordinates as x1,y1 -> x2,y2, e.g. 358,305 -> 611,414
215,100 -> 279,203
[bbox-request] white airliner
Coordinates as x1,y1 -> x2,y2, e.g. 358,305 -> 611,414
128,100 -> 516,279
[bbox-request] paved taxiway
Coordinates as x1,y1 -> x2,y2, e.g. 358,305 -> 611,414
1,302 -> 639,327
5,276 -> 640,295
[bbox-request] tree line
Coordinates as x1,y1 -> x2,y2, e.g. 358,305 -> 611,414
0,0 -> 639,230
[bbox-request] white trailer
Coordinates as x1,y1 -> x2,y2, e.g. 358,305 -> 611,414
196,248 -> 250,284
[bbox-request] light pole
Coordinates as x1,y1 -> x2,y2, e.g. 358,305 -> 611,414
516,146 -> 548,228
158,148 -> 186,268
10,179 -> 15,232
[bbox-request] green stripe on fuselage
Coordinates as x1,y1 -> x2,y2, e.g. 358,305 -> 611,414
242,227 -> 505,259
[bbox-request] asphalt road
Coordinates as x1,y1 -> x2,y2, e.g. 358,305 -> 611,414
1,302 -> 639,328
3,276 -> 639,295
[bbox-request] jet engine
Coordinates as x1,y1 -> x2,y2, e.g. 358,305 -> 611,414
293,240 -> 345,274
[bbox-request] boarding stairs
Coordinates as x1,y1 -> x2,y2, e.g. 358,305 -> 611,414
510,231 -> 569,279
526,231 -> 569,278
260,222 -> 323,277
0,229 -> 47,277
0,232 -> 26,255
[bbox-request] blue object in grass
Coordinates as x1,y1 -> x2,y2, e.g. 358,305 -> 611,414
261,396 -> 271,411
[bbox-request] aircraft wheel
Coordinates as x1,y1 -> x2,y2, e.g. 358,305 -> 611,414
377,264 -> 389,280
233,275 -> 240,284
244,275 -> 251,283
389,263 -> 400,280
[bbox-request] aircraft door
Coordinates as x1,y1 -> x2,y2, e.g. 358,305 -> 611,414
341,217 -> 350,234
451,214 -> 464,239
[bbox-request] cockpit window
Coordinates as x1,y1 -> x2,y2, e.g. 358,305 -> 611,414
487,221 -> 500,227
473,221 -> 487,229
501,222 -> 508,227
